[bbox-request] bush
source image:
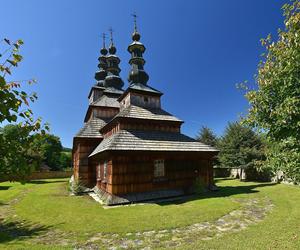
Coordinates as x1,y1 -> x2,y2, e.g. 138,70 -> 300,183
69,176 -> 86,195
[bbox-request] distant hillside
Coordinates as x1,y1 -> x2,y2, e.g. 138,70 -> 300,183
63,147 -> 72,152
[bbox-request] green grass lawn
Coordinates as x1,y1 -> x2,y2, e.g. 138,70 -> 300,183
0,178 -> 300,249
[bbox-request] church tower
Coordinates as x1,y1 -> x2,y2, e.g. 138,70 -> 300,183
119,14 -> 162,110
72,32 -> 124,187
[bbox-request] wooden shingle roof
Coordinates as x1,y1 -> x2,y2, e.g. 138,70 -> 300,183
116,105 -> 183,122
128,83 -> 162,95
89,129 -> 218,157
91,95 -> 120,108
75,118 -> 107,138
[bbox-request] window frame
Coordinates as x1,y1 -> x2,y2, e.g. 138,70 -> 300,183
97,163 -> 101,180
103,161 -> 107,180
154,159 -> 165,178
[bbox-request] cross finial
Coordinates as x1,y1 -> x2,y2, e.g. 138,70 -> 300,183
102,33 -> 106,48
132,12 -> 138,32
109,27 -> 114,44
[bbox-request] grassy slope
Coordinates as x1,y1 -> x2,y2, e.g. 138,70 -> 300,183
0,181 -> 36,204
181,180 -> 300,250
13,179 -> 238,235
1,178 -> 300,249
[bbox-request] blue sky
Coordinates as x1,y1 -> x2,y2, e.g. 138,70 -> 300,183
2,0 -> 286,148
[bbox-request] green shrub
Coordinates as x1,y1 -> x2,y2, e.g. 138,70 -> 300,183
69,177 -> 86,195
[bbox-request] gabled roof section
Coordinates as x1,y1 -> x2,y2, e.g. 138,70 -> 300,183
75,118 -> 107,138
88,85 -> 105,99
129,83 -> 162,95
118,83 -> 162,102
89,129 -> 218,157
90,94 -> 120,108
103,86 -> 124,95
84,93 -> 121,122
116,105 -> 182,122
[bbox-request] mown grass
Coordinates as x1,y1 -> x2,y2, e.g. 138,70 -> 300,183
13,179 -> 238,234
180,179 -> 300,250
0,178 -> 299,249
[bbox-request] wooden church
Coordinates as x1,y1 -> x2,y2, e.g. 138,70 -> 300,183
72,18 -> 218,205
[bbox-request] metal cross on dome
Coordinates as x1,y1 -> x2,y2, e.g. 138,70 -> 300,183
108,27 -> 114,44
102,33 -> 106,48
132,12 -> 138,32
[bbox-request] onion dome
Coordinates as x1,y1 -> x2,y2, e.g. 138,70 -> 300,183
95,33 -> 108,86
103,28 -> 124,90
109,43 -> 116,55
128,14 -> 149,85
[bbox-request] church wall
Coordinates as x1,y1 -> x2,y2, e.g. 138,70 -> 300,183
120,92 -> 161,110
102,119 -> 181,139
119,120 -> 180,133
89,88 -> 104,104
94,151 -> 214,195
72,138 -> 102,187
91,107 -> 119,121
96,159 -> 113,193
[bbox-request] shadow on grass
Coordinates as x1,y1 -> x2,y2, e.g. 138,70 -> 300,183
157,182 -> 277,206
27,179 -> 67,185
0,220 -> 52,244
0,186 -> 11,191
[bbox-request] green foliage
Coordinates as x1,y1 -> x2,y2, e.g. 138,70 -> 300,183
31,133 -> 65,170
265,138 -> 300,184
0,124 -> 39,182
196,126 -> 219,167
62,147 -> 72,152
70,177 -> 86,195
196,126 -> 218,147
0,123 -> 68,181
0,38 -> 44,130
241,1 -> 300,182
217,122 -> 266,180
0,38 -> 49,182
60,151 -> 72,169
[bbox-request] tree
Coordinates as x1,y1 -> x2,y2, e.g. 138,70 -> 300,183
59,151 -> 72,169
196,126 -> 218,147
217,122 -> 266,180
0,125 -> 40,181
241,1 -> 300,183
0,38 -> 40,126
0,38 -> 48,181
31,134 -> 63,170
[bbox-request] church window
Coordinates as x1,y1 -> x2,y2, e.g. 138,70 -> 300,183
154,159 -> 165,177
97,164 -> 101,179
103,161 -> 108,180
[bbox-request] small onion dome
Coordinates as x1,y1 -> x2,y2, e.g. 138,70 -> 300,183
95,69 -> 107,81
109,44 -> 116,54
100,47 -> 108,55
128,41 -> 145,53
132,31 -> 141,41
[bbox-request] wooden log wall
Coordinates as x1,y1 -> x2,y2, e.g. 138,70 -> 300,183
96,160 -> 113,193
96,152 -> 214,195
72,138 -> 102,187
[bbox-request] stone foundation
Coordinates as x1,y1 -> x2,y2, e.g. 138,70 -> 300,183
93,186 -> 186,206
